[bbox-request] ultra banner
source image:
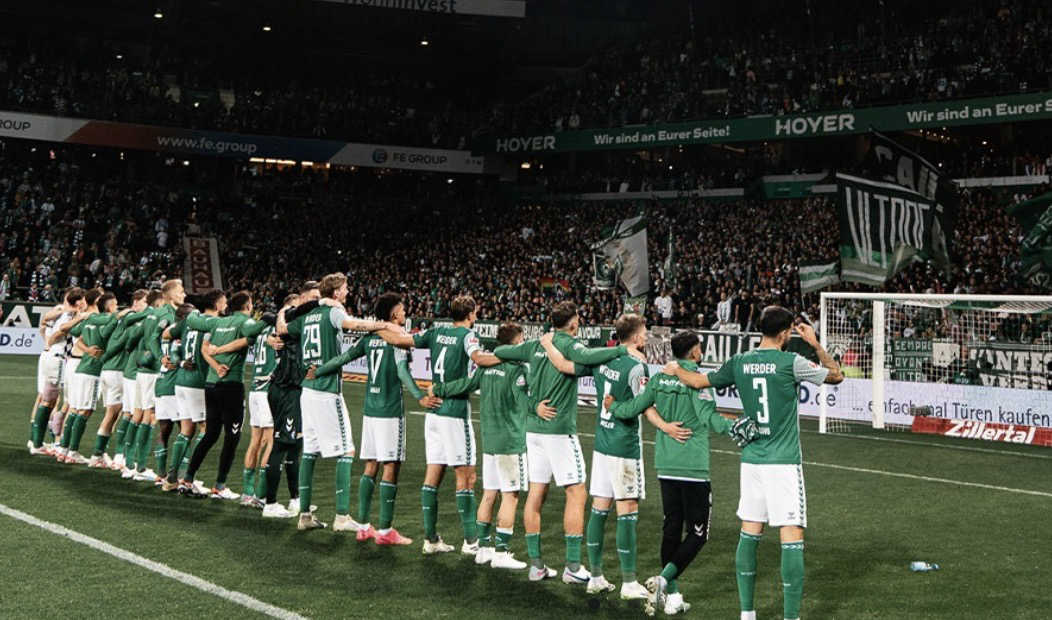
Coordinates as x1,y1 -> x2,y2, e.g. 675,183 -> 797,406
487,91 -> 1052,153
183,237 -> 223,295
0,110 -> 484,173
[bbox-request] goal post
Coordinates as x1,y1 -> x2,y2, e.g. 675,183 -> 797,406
819,292 -> 1052,440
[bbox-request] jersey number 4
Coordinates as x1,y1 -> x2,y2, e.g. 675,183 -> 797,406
433,346 -> 447,383
752,377 -> 770,424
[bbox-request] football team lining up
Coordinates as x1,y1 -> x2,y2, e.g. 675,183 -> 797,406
24,273 -> 843,619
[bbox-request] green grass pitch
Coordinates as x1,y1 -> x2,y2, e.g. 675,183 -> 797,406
1,354 -> 1049,619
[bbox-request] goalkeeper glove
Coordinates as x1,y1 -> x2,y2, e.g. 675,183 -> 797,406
729,416 -> 759,448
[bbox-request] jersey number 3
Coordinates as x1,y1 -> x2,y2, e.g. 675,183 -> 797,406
752,377 -> 770,424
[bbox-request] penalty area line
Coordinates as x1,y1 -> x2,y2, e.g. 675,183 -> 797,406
0,503 -> 309,620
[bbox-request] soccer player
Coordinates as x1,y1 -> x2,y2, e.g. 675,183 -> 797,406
665,307 -> 843,620
119,288 -> 166,480
260,284 -> 322,518
492,301 -> 637,583
556,313 -> 653,600
66,292 -> 119,464
152,303 -> 193,481
53,287 -> 104,463
606,331 -> 757,615
92,290 -> 149,468
430,322 -> 532,569
118,291 -> 160,476
376,294 -> 500,554
183,290 -> 268,499
162,289 -> 226,493
281,273 -> 391,531
309,292 -> 438,545
29,287 -> 86,455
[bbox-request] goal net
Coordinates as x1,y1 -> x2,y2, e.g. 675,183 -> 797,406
819,293 -> 1052,441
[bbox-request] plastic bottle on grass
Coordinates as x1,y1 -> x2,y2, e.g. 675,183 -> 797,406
909,561 -> 939,572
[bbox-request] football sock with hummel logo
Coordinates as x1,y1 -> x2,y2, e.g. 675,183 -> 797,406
335,456 -> 353,515
735,531 -> 762,614
495,528 -> 513,553
781,541 -> 804,620
477,521 -> 493,547
616,512 -> 638,582
67,414 -> 88,454
455,490 -> 477,543
92,432 -> 109,457
123,422 -> 140,464
242,468 -> 256,498
111,416 -> 129,454
357,475 -> 376,524
298,453 -> 318,511
378,481 -> 397,530
565,534 -> 583,571
31,404 -> 52,447
421,485 -> 439,541
525,532 -> 543,568
59,413 -> 77,449
586,507 -> 610,576
167,434 -> 190,481
135,423 -> 155,471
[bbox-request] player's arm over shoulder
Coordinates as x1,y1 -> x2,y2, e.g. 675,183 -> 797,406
792,352 -> 840,385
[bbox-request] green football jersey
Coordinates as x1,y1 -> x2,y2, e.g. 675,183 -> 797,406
708,348 -> 829,465
100,310 -> 149,372
141,303 -> 177,373
609,360 -> 732,480
412,325 -> 482,419
288,305 -> 349,395
155,338 -> 182,397
74,313 -> 116,377
170,318 -> 209,389
593,354 -> 648,459
134,306 -> 163,374
121,321 -> 145,380
314,334 -> 424,418
433,361 -> 529,455
494,331 -> 626,435
187,311 -> 267,385
251,325 -> 277,393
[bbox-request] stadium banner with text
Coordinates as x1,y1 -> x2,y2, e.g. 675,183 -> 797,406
316,0 -> 525,18
182,237 -> 224,295
836,173 -> 935,286
1,301 -> 60,329
0,110 -> 484,173
1008,191 -> 1052,288
0,326 -> 44,355
910,416 -> 1052,447
485,91 -> 1052,153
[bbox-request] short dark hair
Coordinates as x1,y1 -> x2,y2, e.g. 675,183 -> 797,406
98,292 -> 116,310
229,290 -> 252,311
299,280 -> 320,294
614,313 -> 645,342
282,294 -> 298,307
374,292 -> 403,322
551,301 -> 578,329
84,287 -> 105,306
671,331 -> 700,360
64,287 -> 85,304
146,289 -> 164,306
450,295 -> 476,322
758,305 -> 795,337
497,322 -> 523,346
176,303 -> 196,321
202,289 -> 225,311
130,289 -> 148,302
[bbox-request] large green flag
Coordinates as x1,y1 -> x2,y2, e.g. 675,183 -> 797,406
1008,192 -> 1052,289
591,215 -> 649,296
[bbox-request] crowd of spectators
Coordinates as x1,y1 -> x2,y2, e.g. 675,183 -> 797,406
2,143 -> 1042,341
485,1 -> 1051,136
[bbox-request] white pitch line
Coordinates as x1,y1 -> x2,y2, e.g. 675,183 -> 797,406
407,411 -> 1052,499
0,503 -> 309,620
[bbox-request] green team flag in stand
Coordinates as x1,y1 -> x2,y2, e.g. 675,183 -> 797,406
835,172 -> 936,286
1008,191 -> 1052,289
663,228 -> 676,285
591,214 -> 649,296
798,260 -> 840,294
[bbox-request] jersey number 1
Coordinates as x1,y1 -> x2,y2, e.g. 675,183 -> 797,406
369,349 -> 384,384
752,377 -> 770,423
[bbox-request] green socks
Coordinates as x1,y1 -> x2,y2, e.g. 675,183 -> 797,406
67,414 -> 88,454
167,434 -> 190,481
586,507 -> 610,576
616,512 -> 638,582
781,541 -> 805,620
525,532 -> 543,568
59,413 -> 77,448
667,579 -> 679,594
255,467 -> 267,500
477,521 -> 493,547
92,433 -> 109,457
298,453 -> 318,512
736,531 -> 762,613
565,534 -> 583,571
661,562 -> 679,581
421,485 -> 439,542
455,490 -> 477,543
135,424 -> 155,471
335,456 -> 353,516
123,422 -> 140,463
378,481 -> 397,529
31,404 -> 51,447
495,528 -> 513,553
179,434 -> 203,478
242,468 -> 256,498
111,416 -> 129,454
357,475 -> 376,524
